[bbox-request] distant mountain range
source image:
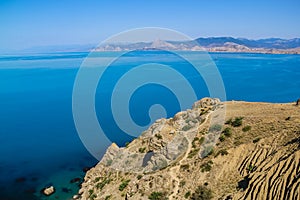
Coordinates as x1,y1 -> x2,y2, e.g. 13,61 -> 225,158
196,37 -> 300,49
8,37 -> 300,54
95,37 -> 300,54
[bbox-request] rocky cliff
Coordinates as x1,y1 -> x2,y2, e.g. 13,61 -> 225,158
76,98 -> 300,200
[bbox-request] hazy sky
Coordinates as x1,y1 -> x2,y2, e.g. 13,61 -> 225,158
0,0 -> 299,51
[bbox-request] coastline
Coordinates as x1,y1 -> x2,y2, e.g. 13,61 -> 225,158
76,98 -> 300,199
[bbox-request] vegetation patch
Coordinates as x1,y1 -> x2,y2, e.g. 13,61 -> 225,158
155,133 -> 162,140
188,148 -> 200,158
231,117 -> 244,127
105,195 -> 112,200
96,177 -> 112,190
184,191 -> 191,198
242,125 -> 252,132
180,164 -> 190,171
191,185 -> 213,200
139,147 -> 146,153
137,174 -> 143,180
148,191 -> 167,200
200,160 -> 213,172
192,137 -> 205,148
253,137 -> 261,143
219,134 -> 225,142
215,149 -> 229,157
119,179 -> 130,191
222,127 -> 232,137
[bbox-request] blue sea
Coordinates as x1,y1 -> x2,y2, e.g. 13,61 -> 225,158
0,51 -> 299,200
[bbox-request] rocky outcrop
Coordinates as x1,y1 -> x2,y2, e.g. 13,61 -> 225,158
41,186 -> 55,196
77,99 -> 300,200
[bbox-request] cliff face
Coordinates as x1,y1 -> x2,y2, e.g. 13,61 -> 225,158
77,98 -> 300,200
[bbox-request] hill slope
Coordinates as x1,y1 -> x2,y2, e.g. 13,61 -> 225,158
77,98 -> 300,200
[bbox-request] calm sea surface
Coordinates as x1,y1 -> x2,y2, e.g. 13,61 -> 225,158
0,52 -> 299,199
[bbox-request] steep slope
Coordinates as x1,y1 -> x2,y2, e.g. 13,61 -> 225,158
76,98 -> 300,200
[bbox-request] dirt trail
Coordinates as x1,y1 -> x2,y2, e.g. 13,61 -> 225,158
169,114 -> 210,199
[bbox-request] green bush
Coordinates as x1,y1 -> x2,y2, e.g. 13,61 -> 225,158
184,191 -> 191,198
232,117 -> 244,127
155,134 -> 162,140
137,174 -> 143,180
139,147 -> 146,153
179,181 -> 186,187
200,160 -> 213,172
148,191 -> 166,200
94,177 -> 101,182
105,195 -> 112,200
242,125 -> 251,132
191,186 -> 213,200
253,137 -> 261,143
188,148 -> 200,158
219,134 -> 225,142
180,164 -> 190,170
222,127 -> 232,137
96,178 -> 111,190
247,163 -> 255,173
119,179 -> 130,191
215,149 -> 228,157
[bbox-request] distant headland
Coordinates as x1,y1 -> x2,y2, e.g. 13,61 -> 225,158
94,37 -> 300,54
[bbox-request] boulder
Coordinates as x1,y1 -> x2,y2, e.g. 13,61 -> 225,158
42,186 -> 55,196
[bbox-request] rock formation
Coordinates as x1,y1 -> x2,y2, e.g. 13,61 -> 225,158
76,98 -> 300,200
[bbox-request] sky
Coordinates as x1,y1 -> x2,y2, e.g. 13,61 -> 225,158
0,0 -> 299,51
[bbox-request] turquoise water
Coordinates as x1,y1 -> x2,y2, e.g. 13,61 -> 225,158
0,52 -> 299,199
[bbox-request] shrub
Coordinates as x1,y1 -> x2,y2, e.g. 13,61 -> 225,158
247,163 -> 255,173
222,127 -> 232,137
96,178 -> 111,190
209,124 -> 222,132
94,177 -> 100,182
188,148 -> 200,158
253,137 -> 261,143
184,191 -> 191,198
192,137 -> 199,148
242,125 -> 251,132
215,149 -> 228,157
119,179 -> 130,191
139,147 -> 146,153
90,194 -> 97,200
105,195 -> 112,200
179,181 -> 186,187
199,137 -> 205,145
200,160 -> 213,172
148,191 -> 166,200
191,186 -> 213,200
232,117 -> 244,127
155,134 -> 162,140
219,134 -> 225,142
125,142 -> 130,147
225,118 -> 232,125
137,174 -> 143,180
180,164 -> 190,171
